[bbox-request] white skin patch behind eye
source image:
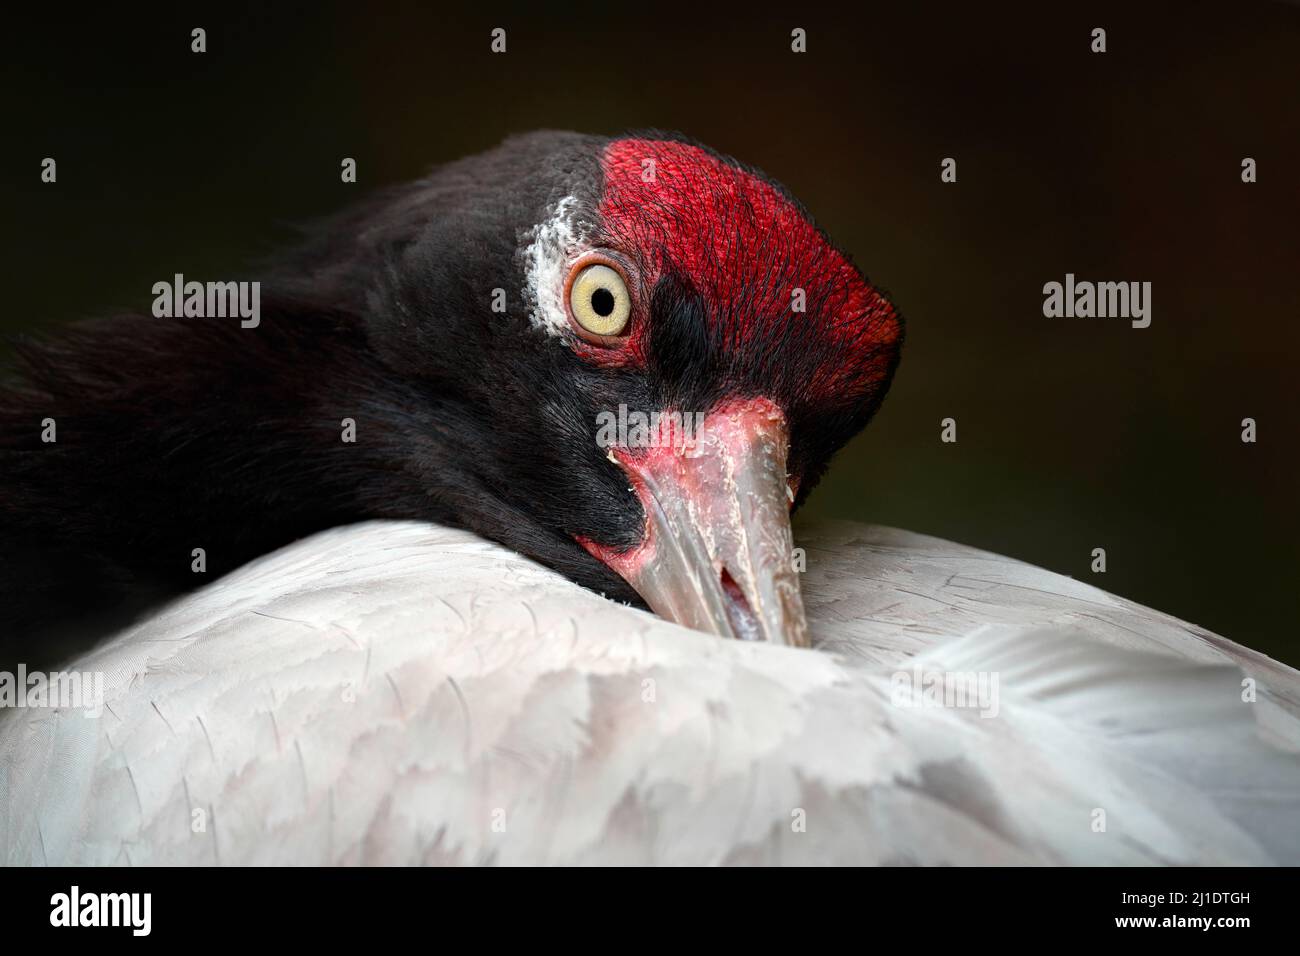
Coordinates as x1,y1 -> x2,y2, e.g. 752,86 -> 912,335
521,195 -> 591,337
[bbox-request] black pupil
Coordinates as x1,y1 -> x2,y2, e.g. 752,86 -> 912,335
591,287 -> 615,318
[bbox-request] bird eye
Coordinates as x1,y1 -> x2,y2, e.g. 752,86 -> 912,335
568,263 -> 632,338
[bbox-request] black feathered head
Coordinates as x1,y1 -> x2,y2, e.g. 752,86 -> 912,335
1,131 -> 902,650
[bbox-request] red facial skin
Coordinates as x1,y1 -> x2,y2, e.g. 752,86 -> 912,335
569,138 -> 899,580
570,139 -> 901,398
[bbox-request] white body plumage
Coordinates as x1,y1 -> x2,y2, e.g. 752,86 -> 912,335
3,521 -> 1297,865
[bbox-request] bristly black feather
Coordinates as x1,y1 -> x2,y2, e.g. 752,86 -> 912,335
0,132 -> 637,666
0,130 -> 902,669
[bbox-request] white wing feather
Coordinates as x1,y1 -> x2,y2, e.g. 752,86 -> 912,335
2,520 -> 1297,865
802,522 -> 1300,745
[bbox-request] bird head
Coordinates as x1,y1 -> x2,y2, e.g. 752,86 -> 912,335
276,132 -> 902,647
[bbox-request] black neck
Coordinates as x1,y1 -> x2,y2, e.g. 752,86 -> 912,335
0,302 -> 407,662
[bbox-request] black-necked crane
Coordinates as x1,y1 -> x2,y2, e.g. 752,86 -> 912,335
2,132 -> 1297,865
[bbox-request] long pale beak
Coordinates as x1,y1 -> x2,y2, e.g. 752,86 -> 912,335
590,398 -> 809,648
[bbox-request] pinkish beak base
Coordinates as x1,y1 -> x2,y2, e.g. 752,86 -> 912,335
587,398 -> 809,648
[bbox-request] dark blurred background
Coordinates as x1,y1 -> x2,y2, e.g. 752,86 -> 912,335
2,2 -> 1296,661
